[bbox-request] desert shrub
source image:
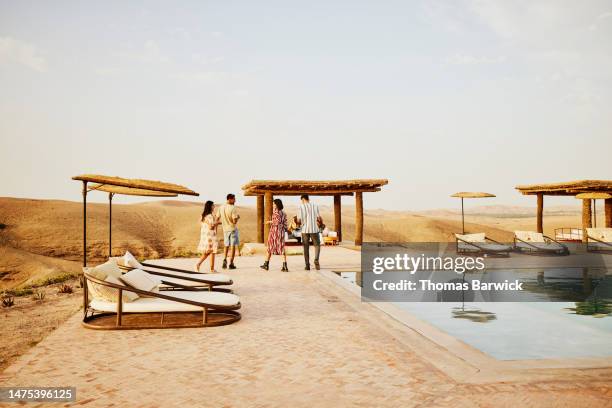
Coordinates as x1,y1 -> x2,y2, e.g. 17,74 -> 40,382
0,223 -> 6,230
32,290 -> 46,302
25,272 -> 79,289
6,288 -> 34,297
58,284 -> 73,294
2,294 -> 15,308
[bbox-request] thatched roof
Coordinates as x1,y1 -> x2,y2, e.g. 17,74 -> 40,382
242,179 -> 388,196
89,184 -> 178,197
72,174 -> 199,196
516,180 -> 612,196
451,192 -> 496,199
575,192 -> 612,200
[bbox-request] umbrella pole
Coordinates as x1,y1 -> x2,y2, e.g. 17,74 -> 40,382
461,198 -> 465,234
82,181 -> 88,318
593,199 -> 597,228
109,192 -> 114,258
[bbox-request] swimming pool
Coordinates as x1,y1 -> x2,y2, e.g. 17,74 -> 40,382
336,270 -> 612,360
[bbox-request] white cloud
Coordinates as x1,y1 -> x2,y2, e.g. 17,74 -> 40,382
120,40 -> 169,64
211,31 -> 223,38
589,11 -> 612,31
170,70 -> 229,83
232,89 -> 249,96
445,54 -> 507,65
0,37 -> 47,72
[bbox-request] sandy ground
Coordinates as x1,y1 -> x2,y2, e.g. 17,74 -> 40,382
0,197 -> 604,381
1,251 -> 611,407
0,279 -> 82,372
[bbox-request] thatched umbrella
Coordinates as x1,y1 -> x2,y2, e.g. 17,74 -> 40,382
451,192 -> 496,234
576,192 -> 612,228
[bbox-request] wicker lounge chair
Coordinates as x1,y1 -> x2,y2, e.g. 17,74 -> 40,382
586,228 -> 612,253
513,231 -> 569,255
82,270 -> 241,329
116,253 -> 233,292
455,233 -> 512,257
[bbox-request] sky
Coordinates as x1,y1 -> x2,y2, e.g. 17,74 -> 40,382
0,0 -> 611,210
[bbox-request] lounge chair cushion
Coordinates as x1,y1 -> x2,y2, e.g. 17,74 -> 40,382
587,228 -> 612,242
119,269 -> 162,293
89,291 -> 240,313
455,233 -> 485,243
84,268 -> 138,303
515,231 -> 545,243
124,251 -> 145,269
92,259 -> 124,279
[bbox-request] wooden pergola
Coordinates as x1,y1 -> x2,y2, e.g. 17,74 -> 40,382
515,180 -> 612,242
242,179 -> 389,245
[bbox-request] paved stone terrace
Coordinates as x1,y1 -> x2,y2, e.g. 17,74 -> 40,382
1,247 -> 611,407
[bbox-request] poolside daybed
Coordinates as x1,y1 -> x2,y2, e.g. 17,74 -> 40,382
82,268 -> 241,330
586,228 -> 612,253
514,231 -> 569,255
455,233 -> 512,257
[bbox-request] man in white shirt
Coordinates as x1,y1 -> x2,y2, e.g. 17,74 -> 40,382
296,194 -> 322,270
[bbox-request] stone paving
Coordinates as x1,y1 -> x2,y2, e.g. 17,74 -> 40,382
1,248 -> 611,407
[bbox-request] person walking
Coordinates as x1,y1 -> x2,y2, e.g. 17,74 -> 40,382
195,200 -> 220,272
218,193 -> 240,269
296,194 -> 323,270
260,199 -> 289,272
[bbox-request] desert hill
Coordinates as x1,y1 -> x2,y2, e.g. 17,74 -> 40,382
0,197 -> 595,290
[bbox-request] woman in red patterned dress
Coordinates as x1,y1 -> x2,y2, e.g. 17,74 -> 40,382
260,199 -> 289,272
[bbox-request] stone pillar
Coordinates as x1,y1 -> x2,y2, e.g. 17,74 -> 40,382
264,192 -> 273,243
582,199 -> 592,243
536,193 -> 544,233
333,195 -> 342,242
256,195 -> 264,243
605,198 -> 612,228
355,192 -> 363,246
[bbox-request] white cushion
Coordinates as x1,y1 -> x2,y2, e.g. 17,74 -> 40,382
455,233 -> 485,243
84,268 -> 138,303
92,259 -> 123,279
515,231 -> 545,243
119,269 -> 161,292
124,251 -> 145,269
587,228 -> 612,242
89,291 -> 240,313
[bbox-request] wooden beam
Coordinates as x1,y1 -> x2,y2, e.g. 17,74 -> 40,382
355,192 -> 363,246
605,198 -> 612,228
256,195 -> 264,243
582,199 -> 592,243
536,193 -> 543,233
334,195 -> 342,242
264,192 -> 273,243
244,191 -> 355,197
245,189 -> 375,196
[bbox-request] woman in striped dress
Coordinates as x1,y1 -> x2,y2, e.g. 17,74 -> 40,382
260,199 -> 289,272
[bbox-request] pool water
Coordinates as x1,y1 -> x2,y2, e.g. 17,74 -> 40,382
336,271 -> 612,360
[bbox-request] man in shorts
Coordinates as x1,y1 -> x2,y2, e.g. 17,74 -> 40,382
218,193 -> 240,269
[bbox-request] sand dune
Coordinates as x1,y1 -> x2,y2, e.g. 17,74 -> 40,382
0,197 -> 599,290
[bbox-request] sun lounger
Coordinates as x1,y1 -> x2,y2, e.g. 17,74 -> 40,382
83,269 -> 241,329
455,233 -> 512,256
586,228 -> 612,253
513,231 -> 569,255
115,253 -> 233,292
